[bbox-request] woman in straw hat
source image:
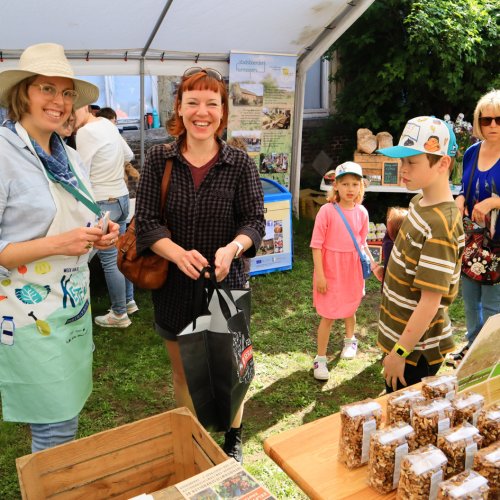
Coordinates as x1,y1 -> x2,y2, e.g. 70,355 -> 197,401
0,43 -> 119,452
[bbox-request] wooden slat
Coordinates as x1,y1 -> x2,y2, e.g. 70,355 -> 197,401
16,455 -> 45,500
39,434 -> 174,495
189,413 -> 227,465
48,455 -> 175,500
171,411 -> 196,482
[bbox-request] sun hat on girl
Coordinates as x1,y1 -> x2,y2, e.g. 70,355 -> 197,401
0,43 -> 99,109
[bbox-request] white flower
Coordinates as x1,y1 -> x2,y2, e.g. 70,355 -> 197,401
482,250 -> 489,257
444,114 -> 451,122
471,261 -> 486,275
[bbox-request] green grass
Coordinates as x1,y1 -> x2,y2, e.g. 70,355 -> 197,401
0,216 -> 466,499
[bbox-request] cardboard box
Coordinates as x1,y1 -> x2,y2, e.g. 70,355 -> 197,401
299,189 -> 328,220
16,407 -> 227,500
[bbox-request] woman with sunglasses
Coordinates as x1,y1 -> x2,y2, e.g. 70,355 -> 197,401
0,43 -> 119,452
135,67 -> 265,462
448,89 -> 500,367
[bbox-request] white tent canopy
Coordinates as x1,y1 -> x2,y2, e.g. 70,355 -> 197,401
1,0 -> 375,213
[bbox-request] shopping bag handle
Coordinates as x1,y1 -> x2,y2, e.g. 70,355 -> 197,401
191,267 -> 239,325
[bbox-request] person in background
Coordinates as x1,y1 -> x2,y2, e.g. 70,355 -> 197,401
376,116 -> 464,393
96,107 -> 118,124
135,67 -> 265,463
371,206 -> 408,282
0,43 -> 119,452
75,104 -> 138,326
310,161 -> 369,380
447,89 -> 500,368
56,111 -> 77,149
90,104 -> 100,116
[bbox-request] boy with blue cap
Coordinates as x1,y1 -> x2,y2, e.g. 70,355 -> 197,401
375,116 -> 465,392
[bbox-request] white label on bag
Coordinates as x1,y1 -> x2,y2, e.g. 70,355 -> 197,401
437,417 -> 450,435
393,443 -> 408,489
429,469 -> 443,500
449,475 -> 488,498
465,442 -> 477,470
361,419 -> 377,464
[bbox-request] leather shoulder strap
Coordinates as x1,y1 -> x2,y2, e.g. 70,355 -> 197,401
159,159 -> 173,219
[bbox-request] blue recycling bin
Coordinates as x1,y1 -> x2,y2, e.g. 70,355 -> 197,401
249,178 -> 293,276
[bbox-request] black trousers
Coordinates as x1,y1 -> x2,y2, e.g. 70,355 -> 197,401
385,354 -> 441,393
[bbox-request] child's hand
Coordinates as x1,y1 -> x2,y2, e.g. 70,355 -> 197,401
315,275 -> 327,294
382,351 -> 407,391
371,263 -> 384,282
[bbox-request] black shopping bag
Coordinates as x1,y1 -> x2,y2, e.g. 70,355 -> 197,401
178,271 -> 254,432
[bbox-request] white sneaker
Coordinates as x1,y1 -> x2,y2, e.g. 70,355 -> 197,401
341,338 -> 358,359
126,300 -> 139,315
94,311 -> 131,328
313,355 -> 330,380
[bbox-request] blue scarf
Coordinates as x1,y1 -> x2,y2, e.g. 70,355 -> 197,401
4,120 -> 78,189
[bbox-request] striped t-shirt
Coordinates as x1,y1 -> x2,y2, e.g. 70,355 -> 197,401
378,194 -> 465,365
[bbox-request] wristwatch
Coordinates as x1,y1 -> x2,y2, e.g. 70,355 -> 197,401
231,240 -> 244,259
393,342 -> 411,358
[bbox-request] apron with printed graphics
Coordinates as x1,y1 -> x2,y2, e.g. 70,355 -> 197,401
0,126 -> 97,423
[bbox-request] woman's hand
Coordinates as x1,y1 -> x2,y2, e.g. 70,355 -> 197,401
471,198 -> 495,225
52,226 -> 104,256
454,195 -> 466,217
213,244 -> 237,282
93,221 -> 120,250
382,351 -> 407,391
175,249 -> 209,280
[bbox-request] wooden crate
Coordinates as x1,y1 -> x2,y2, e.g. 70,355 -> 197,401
353,152 -> 401,177
16,407 -> 227,500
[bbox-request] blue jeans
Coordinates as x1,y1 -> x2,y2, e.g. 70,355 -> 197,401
462,276 -> 500,347
97,195 -> 134,315
30,415 -> 79,452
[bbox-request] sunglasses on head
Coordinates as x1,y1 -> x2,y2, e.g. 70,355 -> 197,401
182,67 -> 223,82
479,116 -> 500,127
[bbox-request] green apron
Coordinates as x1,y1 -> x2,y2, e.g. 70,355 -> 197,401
0,125 -> 96,423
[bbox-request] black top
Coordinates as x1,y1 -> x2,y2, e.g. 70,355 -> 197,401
135,139 -> 265,334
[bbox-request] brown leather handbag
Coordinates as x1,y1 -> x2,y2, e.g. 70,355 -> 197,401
117,159 -> 172,289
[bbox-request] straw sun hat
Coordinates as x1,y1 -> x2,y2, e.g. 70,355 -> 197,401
0,43 -> 99,109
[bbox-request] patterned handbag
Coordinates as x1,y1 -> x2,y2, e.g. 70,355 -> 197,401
460,149 -> 500,285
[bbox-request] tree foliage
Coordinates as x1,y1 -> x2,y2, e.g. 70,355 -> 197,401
325,0 -> 499,135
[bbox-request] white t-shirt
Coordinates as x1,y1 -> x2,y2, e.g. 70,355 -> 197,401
76,118 -> 133,201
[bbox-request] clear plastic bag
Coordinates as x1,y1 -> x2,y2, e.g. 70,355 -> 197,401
412,398 -> 456,447
452,392 -> 485,426
476,403 -> 500,448
387,388 -> 426,425
422,374 -> 458,400
437,470 -> 489,499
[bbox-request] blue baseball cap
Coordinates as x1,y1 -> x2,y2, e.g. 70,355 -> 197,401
377,116 -> 458,158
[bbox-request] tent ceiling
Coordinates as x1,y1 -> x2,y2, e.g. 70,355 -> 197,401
2,0 -> 374,75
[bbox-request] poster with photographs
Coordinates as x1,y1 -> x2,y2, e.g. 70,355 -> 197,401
228,52 -> 297,188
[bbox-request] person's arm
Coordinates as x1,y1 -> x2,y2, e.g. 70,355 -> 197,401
471,196 -> 500,226
0,226 -> 106,269
312,247 -> 327,293
383,289 -> 442,391
121,136 -> 134,163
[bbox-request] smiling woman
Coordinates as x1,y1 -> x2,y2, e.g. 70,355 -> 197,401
134,67 -> 265,464
0,42 -> 119,453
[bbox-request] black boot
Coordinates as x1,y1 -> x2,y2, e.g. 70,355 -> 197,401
223,425 -> 243,463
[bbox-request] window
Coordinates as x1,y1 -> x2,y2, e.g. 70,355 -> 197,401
77,75 -> 158,123
303,58 -> 330,118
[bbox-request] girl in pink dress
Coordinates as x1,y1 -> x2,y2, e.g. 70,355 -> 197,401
310,162 -> 369,380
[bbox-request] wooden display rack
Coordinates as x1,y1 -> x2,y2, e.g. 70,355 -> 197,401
354,152 -> 402,186
16,407 -> 227,500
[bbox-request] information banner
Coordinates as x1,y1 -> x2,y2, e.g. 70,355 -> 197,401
228,52 -> 297,188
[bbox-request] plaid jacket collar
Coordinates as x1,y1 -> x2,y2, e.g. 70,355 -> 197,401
166,137 -> 235,167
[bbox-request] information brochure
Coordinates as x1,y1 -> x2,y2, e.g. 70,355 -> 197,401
175,459 -> 276,499
456,313 -> 500,389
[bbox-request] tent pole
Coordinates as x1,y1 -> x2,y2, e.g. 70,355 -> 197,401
290,66 -> 306,218
140,58 -> 145,169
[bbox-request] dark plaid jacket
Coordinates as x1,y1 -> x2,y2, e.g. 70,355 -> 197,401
135,139 -> 265,334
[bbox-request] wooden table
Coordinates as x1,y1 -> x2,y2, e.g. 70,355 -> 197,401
264,377 -> 500,500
